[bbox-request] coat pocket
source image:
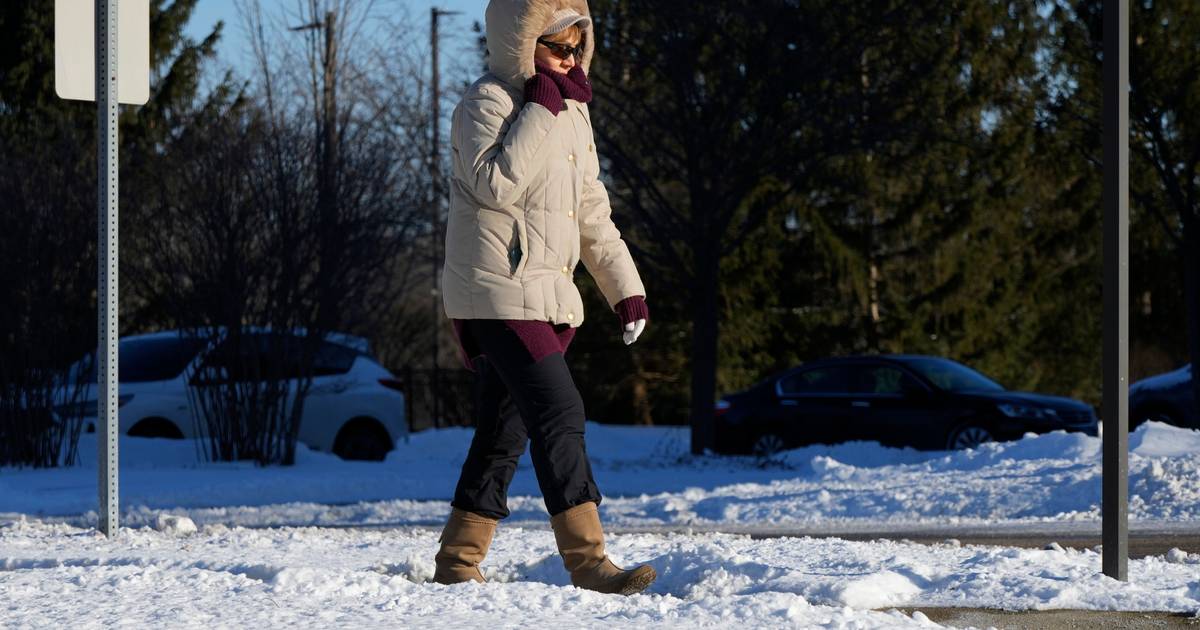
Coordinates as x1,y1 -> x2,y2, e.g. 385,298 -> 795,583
507,219 -> 523,276
474,208 -> 523,278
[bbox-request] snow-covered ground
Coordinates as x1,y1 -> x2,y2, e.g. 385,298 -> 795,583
2,517 -> 1199,628
2,422 -> 1200,627
3,421 -> 1199,529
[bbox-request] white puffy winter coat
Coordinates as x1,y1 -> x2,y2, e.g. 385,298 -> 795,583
441,0 -> 646,328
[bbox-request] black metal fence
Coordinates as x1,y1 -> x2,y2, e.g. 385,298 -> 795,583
397,366 -> 477,432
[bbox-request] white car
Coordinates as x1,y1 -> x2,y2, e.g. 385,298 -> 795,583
62,329 -> 407,460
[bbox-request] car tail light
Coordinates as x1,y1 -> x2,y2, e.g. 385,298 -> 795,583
715,399 -> 732,417
377,378 -> 404,393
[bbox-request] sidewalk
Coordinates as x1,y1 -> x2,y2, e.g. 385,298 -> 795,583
603,521 -> 1200,559
896,608 -> 1200,629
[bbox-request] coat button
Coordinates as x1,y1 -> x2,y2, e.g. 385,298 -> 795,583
588,144 -> 594,152
568,154 -> 575,162
561,266 -> 569,274
567,210 -> 574,218
567,312 -> 574,320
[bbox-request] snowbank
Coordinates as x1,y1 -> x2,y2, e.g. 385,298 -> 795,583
1,422 -> 1198,530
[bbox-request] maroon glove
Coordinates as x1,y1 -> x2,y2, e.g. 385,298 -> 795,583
524,66 -> 564,116
614,295 -> 649,326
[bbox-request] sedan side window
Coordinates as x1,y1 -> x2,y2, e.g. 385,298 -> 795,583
779,366 -> 855,395
859,366 -> 923,395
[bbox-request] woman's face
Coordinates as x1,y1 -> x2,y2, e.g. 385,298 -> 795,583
534,28 -> 582,74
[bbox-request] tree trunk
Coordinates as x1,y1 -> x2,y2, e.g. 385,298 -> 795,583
631,376 -> 653,426
1183,215 -> 1200,423
689,243 -> 720,454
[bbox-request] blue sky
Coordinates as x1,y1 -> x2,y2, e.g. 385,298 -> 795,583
184,1 -> 486,83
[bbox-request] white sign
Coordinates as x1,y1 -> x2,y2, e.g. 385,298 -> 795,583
55,0 -> 150,105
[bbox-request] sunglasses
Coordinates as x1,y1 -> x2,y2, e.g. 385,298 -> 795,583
537,37 -> 584,60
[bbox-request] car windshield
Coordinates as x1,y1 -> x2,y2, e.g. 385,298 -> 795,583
902,357 -> 1005,393
76,336 -> 208,383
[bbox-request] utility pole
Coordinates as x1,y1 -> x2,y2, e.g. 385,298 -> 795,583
320,10 -> 337,244
430,7 -> 460,429
319,10 -> 338,347
292,9 -> 338,378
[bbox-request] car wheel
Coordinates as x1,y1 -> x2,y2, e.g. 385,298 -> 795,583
947,423 -> 995,450
752,433 -> 786,457
332,418 -> 392,461
127,417 -> 184,439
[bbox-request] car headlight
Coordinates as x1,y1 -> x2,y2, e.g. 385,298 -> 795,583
997,403 -> 1057,420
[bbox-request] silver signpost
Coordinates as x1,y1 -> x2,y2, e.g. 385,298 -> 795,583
1102,0 -> 1129,580
96,0 -> 120,538
55,0 -> 148,537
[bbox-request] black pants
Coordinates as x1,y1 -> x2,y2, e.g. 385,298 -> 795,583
451,319 -> 602,519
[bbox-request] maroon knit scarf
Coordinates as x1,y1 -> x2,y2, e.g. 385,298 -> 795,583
536,63 -> 593,104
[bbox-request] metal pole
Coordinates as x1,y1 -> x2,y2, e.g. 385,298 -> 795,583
431,7 -> 441,430
1102,0 -> 1129,581
428,7 -> 459,429
319,11 -> 337,331
96,0 -> 120,537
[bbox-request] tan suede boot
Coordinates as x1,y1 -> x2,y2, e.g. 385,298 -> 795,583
433,507 -> 498,584
549,502 -> 657,595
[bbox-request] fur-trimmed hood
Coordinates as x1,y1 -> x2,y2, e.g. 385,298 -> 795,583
485,0 -> 595,91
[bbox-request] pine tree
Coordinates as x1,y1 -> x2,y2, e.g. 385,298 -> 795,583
1049,0 -> 1200,409
759,1 -> 1105,401
585,0 -> 816,446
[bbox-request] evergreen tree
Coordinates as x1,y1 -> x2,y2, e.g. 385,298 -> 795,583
789,2 -> 1102,399
584,0 -> 1106,436
586,0 -> 814,446
1049,0 -> 1200,408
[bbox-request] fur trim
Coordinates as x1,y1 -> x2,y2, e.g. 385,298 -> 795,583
486,0 -> 595,91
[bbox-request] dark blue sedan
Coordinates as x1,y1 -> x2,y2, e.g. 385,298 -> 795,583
1130,364 -> 1198,430
714,354 -> 1099,455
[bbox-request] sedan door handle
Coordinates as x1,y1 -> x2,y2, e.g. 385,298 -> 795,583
780,399 -> 799,406
851,401 -> 871,408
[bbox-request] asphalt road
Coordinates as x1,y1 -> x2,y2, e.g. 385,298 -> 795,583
750,530 -> 1200,559
894,608 -> 1200,629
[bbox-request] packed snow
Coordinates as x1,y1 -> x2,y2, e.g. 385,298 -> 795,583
2,422 -> 1199,627
2,516 -> 1199,627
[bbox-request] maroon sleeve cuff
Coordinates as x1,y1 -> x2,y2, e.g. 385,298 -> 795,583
614,295 -> 649,326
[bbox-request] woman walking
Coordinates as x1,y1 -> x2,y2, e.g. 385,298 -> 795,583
433,0 -> 656,596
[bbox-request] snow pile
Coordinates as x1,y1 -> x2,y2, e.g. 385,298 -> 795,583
0,520 -> 1197,628
154,514 -> 197,536
1,421 -> 1198,530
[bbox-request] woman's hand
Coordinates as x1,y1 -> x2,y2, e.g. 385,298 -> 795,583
524,68 -> 564,115
615,296 -> 649,345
